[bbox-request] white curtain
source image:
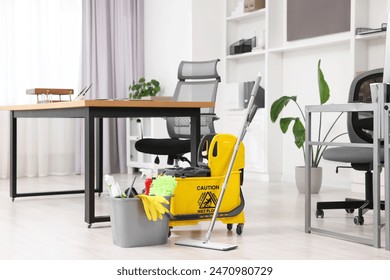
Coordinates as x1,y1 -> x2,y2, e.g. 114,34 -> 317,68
76,0 -> 144,174
0,0 -> 82,178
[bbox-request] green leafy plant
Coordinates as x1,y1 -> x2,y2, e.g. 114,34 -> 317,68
270,59 -> 346,167
129,77 -> 161,99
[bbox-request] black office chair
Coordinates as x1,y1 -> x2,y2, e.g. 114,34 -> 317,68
316,68 -> 386,225
135,59 -> 221,167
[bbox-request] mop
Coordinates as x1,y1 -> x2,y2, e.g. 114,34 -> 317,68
175,73 -> 262,251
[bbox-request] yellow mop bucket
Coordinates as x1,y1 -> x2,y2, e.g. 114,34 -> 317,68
175,73 -> 261,250
168,133 -> 245,234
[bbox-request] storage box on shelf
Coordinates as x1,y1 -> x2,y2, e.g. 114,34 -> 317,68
244,0 -> 265,13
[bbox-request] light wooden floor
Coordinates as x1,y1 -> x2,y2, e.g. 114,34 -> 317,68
1,173 -> 390,260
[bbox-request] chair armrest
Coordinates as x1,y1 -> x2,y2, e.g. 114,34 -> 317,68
306,103 -> 375,113
201,113 -> 219,121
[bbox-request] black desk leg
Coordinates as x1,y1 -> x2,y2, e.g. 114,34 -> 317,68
190,111 -> 201,167
85,115 -> 110,227
10,111 -> 17,200
85,112 -> 95,227
96,118 -> 103,194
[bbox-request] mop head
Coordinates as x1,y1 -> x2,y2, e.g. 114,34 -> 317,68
175,239 -> 238,251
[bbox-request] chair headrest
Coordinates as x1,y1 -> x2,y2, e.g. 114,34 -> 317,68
178,59 -> 220,81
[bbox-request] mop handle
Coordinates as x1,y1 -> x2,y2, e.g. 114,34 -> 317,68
204,74 -> 262,243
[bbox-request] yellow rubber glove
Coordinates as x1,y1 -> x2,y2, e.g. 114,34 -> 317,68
136,195 -> 170,221
136,195 -> 153,220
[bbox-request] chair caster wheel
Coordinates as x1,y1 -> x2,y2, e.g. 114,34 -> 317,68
346,208 -> 354,214
236,224 -> 244,235
354,216 -> 364,225
227,224 -> 233,231
88,224 -> 92,228
316,209 -> 324,218
168,226 -> 173,238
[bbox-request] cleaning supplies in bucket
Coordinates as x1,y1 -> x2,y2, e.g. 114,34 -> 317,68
135,195 -> 170,221
136,174 -> 177,220
105,174 -> 176,247
105,174 -> 126,198
149,175 -> 177,197
104,174 -> 175,221
140,168 -> 154,195
109,197 -> 170,247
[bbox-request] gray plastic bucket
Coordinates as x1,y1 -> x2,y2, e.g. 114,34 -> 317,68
109,197 -> 169,248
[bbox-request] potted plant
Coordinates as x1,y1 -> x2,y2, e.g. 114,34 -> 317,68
270,60 -> 346,193
129,77 -> 161,99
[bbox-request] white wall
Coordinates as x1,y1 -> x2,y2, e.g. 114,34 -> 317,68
191,0 -> 225,125
191,0 -> 224,61
144,0 -> 192,98
144,0 -> 192,137
144,0 -> 224,138
281,45 -> 353,188
143,1 -> 356,188
144,0 -> 224,98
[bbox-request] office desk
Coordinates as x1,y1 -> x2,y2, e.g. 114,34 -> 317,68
305,103 -> 383,248
0,99 -> 214,226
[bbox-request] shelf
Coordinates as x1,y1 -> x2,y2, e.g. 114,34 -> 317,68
268,32 -> 351,54
226,9 -> 265,22
226,50 -> 265,60
355,31 -> 386,41
226,108 -> 266,116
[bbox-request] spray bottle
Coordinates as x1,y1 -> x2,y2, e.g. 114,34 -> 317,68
104,174 -> 125,198
140,168 -> 154,195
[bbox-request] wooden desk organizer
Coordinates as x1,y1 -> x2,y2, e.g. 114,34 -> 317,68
26,88 -> 74,103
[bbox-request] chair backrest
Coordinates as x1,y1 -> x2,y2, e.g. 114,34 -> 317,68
348,68 -> 383,144
167,59 -> 221,139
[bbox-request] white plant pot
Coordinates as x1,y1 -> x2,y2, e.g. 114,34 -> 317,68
295,166 -> 322,194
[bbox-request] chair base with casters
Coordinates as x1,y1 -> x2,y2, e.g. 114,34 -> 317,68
316,165 -> 385,225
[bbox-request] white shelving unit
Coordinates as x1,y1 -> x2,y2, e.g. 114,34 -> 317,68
224,0 -> 278,181
226,50 -> 265,60
222,0 -> 389,182
269,32 -> 351,54
226,7 -> 265,22
126,118 -> 155,173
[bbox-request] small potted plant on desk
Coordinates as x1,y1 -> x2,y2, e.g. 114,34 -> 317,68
270,60 -> 346,194
129,77 -> 161,99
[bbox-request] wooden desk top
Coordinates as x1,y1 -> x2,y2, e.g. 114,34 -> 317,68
0,99 -> 215,111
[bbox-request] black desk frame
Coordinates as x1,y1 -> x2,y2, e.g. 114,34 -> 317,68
9,105 -> 201,227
